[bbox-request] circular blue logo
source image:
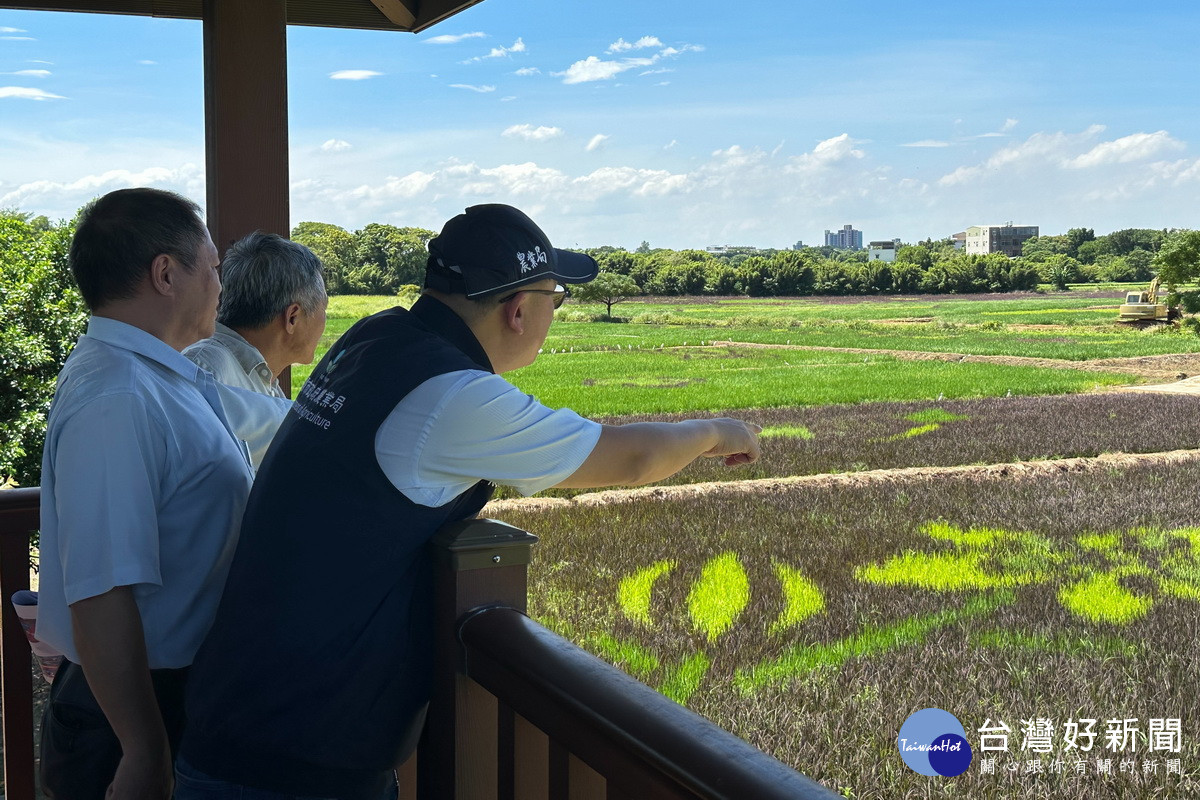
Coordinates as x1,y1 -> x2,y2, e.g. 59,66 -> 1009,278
897,708 -> 973,777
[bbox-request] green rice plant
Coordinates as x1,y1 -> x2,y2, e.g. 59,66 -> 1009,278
507,347 -> 1131,416
1057,573 -> 1153,623
660,652 -> 711,704
687,552 -> 750,642
733,591 -> 1014,693
969,629 -> 1138,658
857,522 -> 1200,626
618,559 -> 675,627
769,561 -> 825,634
883,422 -> 940,441
904,408 -> 968,423
591,633 -> 660,678
759,425 -> 814,439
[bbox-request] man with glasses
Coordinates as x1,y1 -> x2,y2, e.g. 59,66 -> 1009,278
177,204 -> 761,800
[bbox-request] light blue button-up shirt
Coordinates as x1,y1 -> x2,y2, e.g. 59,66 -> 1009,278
37,317 -> 277,668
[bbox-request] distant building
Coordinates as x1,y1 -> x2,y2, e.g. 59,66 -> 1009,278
951,231 -> 967,250
705,245 -> 759,255
792,240 -> 804,250
964,224 -> 1039,257
868,240 -> 900,262
824,224 -> 863,250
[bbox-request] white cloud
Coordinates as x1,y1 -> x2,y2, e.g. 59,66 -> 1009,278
424,32 -> 485,44
1,36 -> 34,41
321,139 -> 353,152
466,38 -> 525,62
607,36 -> 662,53
7,69 -> 49,77
557,42 -> 703,85
559,56 -> 630,84
586,134 -> 609,152
450,83 -> 495,93
137,60 -> 157,66
1065,131 -> 1184,169
500,95 -> 517,102
503,124 -> 564,141
639,68 -> 673,76
0,86 -> 64,100
0,164 -> 204,211
0,26 -> 25,32
1002,118 -> 1019,132
939,125 -> 1107,186
329,70 -> 382,80
514,67 -> 540,76
664,139 -> 677,149
902,139 -> 950,148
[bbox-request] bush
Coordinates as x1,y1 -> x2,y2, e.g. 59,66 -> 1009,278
0,212 -> 87,485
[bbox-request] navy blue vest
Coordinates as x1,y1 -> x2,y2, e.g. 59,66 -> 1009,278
182,296 -> 495,799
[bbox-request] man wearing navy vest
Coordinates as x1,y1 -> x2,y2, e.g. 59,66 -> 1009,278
176,204 -> 761,800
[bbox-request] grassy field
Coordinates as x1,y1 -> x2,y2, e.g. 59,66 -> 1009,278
296,291 -> 1200,796
490,460 -> 1200,799
293,292 -> 1200,392
491,393 -> 1200,498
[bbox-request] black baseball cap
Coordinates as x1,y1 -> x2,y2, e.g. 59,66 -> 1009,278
424,204 -> 599,298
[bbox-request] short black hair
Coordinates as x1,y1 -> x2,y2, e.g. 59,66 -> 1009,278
69,188 -> 208,310
217,232 -> 327,329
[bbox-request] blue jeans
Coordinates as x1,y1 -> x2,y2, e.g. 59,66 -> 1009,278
173,758 -> 398,800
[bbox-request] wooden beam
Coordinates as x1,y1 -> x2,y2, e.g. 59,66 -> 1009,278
366,0 -> 415,28
0,1 -> 486,31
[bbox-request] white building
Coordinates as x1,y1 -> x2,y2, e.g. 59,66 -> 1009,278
868,239 -> 901,262
964,224 -> 1039,257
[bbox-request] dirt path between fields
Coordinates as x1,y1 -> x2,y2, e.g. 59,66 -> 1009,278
483,448 -> 1200,514
709,341 -> 1200,383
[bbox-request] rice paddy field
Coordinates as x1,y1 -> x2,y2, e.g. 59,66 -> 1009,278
304,290 -> 1200,797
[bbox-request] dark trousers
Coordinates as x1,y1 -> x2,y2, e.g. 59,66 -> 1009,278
39,658 -> 189,800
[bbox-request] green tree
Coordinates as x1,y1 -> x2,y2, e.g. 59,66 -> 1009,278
292,221 -> 355,294
572,271 -> 641,318
1154,230 -> 1200,325
346,224 -> 434,294
0,212 -> 87,485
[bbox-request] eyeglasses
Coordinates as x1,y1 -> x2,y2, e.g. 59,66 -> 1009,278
497,283 -> 570,309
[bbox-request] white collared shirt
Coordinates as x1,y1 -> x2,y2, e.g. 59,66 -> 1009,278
38,317 -> 259,668
185,322 -> 285,398
375,370 -> 602,507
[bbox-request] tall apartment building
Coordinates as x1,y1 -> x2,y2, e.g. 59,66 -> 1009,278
824,224 -> 863,250
964,224 -> 1039,257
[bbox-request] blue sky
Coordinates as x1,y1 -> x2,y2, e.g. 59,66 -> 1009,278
2,0 -> 1198,249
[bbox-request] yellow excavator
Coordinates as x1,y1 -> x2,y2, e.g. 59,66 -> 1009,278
1118,277 -> 1171,324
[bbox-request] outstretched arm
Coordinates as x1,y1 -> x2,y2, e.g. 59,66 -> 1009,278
554,418 -> 761,489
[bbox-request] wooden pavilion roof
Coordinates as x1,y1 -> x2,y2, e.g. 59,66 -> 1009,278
1,0 -> 483,32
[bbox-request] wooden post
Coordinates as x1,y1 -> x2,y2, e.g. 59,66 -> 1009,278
202,0 -> 292,396
422,518 -> 538,800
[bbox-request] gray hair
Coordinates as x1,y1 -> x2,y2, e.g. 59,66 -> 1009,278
217,232 -> 327,329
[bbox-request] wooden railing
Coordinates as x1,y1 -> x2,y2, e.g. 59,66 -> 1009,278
0,492 -> 838,800
0,487 -> 38,800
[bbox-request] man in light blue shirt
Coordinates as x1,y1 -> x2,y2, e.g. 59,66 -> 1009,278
37,188 -> 287,800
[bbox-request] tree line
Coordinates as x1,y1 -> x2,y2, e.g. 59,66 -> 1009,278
290,221 -> 1178,299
